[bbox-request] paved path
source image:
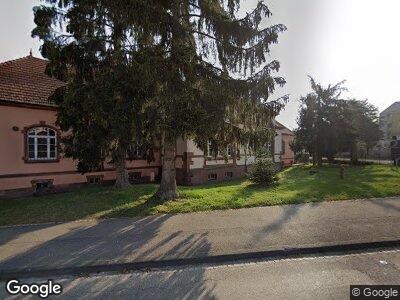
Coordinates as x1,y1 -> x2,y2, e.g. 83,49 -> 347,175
0,197 -> 399,273
2,249 -> 399,299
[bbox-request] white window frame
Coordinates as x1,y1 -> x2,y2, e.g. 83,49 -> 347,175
208,173 -> 217,181
207,140 -> 213,157
27,127 -> 57,161
134,143 -> 143,158
267,142 -> 272,154
227,145 -> 232,158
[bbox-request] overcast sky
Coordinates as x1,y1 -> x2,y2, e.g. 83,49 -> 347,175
1,0 -> 400,129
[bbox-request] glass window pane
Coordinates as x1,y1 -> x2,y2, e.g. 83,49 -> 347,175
37,151 -> 47,158
37,138 -> 47,144
25,127 -> 58,160
38,144 -> 48,151
37,130 -> 47,136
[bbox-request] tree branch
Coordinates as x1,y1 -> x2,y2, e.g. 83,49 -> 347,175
192,30 -> 262,52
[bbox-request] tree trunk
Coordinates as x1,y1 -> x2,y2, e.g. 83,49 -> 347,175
315,152 -> 322,166
155,142 -> 178,202
350,142 -> 358,165
114,144 -> 131,188
312,152 -> 317,166
317,155 -> 322,167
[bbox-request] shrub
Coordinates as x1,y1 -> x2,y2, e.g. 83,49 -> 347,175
249,158 -> 278,185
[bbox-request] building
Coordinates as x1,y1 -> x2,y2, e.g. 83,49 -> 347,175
274,121 -> 295,167
174,118 -> 294,185
372,102 -> 400,159
0,55 -> 294,197
381,102 -> 400,140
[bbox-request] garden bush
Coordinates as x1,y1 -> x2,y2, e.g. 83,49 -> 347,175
249,157 -> 278,185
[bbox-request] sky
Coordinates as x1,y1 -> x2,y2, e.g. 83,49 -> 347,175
1,0 -> 400,129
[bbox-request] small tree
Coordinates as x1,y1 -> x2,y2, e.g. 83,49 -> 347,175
249,149 -> 278,185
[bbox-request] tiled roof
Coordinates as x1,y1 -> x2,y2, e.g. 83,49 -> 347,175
0,55 -> 65,107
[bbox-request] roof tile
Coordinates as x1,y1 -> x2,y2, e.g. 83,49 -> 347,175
0,55 -> 65,107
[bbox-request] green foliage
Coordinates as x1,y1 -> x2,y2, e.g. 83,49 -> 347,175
32,0 -> 288,192
32,0 -> 160,176
292,77 -> 381,164
249,157 -> 278,185
2,165 -> 400,226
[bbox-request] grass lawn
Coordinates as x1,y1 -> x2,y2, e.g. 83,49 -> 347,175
1,164 -> 399,226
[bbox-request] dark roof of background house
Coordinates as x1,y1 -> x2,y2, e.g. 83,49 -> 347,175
0,55 -> 65,107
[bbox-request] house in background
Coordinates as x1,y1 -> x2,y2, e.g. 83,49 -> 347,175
174,122 -> 295,186
0,55 -> 161,197
0,54 -> 294,197
372,101 -> 400,159
274,121 -> 295,167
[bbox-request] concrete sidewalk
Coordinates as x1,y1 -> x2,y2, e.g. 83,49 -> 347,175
0,197 -> 399,273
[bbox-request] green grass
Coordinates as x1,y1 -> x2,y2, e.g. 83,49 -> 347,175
1,164 -> 400,226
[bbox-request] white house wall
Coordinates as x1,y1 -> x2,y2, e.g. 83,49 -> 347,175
274,132 -> 282,162
236,144 -> 255,166
186,139 -> 205,169
184,139 -> 256,169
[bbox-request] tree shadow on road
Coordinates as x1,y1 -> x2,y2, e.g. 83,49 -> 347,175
0,215 -> 216,299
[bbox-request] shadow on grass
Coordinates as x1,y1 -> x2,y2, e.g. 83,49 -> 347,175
1,164 -> 399,226
102,194 -> 166,219
227,164 -> 400,207
0,184 -> 159,226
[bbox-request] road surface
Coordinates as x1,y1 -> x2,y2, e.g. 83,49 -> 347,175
1,248 -> 399,299
1,197 -> 399,273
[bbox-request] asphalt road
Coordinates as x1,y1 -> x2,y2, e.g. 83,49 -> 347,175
1,249 -> 399,299
1,197 -> 399,273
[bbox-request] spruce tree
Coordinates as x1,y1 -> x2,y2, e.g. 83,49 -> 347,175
136,0 -> 288,200
293,77 -> 381,165
32,1 -> 158,187
32,0 -> 287,199
293,77 -> 347,165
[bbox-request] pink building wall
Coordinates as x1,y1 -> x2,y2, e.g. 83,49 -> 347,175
281,133 -> 295,166
0,104 -> 160,192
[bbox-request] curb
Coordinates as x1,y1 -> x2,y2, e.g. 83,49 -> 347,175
1,240 -> 400,280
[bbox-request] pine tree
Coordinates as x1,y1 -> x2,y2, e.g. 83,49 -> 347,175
340,99 -> 381,164
32,1 -> 158,187
292,77 -> 346,165
136,0 -> 288,201
32,0 -> 287,199
293,77 -> 381,165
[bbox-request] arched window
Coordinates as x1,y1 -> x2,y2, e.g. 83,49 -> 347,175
27,127 -> 57,161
